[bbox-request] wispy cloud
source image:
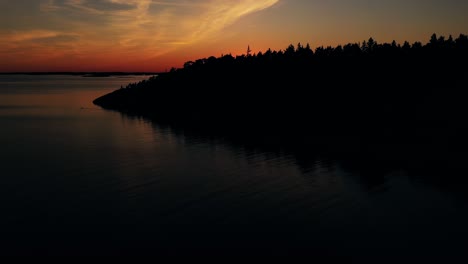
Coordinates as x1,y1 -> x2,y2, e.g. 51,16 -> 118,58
1,0 -> 279,70
9,30 -> 61,42
0,29 -> 83,68
187,0 -> 279,43
39,0 -> 279,55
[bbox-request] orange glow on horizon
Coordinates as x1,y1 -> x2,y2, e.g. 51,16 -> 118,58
1,0 -> 467,72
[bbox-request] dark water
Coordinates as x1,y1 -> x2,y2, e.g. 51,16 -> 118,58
0,75 -> 467,257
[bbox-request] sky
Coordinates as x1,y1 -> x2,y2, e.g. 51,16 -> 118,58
1,0 -> 467,72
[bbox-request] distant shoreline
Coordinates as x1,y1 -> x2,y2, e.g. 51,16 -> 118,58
0,72 -> 161,77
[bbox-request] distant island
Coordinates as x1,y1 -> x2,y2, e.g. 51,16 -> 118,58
0,72 -> 160,77
94,34 -> 468,168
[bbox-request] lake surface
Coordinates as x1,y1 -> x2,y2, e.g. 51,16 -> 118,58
0,74 -> 467,257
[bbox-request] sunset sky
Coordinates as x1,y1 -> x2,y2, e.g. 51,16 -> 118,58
1,0 -> 467,72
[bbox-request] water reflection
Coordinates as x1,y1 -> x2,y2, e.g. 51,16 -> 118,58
108,111 -> 468,256
121,111 -> 461,197
1,74 -> 467,256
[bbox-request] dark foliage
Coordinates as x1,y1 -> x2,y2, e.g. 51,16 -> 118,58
94,34 -> 468,169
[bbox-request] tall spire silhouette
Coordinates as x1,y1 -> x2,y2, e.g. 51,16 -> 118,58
247,45 -> 252,56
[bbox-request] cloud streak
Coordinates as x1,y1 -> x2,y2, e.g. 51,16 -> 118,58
9,30 -> 62,42
1,0 -> 279,70
42,0 -> 279,55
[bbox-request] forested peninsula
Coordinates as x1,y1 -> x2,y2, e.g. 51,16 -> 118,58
94,34 -> 468,168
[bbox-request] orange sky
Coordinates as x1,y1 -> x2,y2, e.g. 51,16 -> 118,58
1,0 -> 467,72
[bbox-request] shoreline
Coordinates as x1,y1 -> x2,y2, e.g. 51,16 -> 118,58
93,34 -> 468,174
0,72 -> 161,77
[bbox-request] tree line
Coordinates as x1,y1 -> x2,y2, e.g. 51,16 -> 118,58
94,33 -> 468,165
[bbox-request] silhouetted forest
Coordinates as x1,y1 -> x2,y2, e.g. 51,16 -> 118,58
94,34 -> 468,169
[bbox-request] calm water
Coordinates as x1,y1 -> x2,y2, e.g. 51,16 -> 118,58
0,75 -> 467,256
